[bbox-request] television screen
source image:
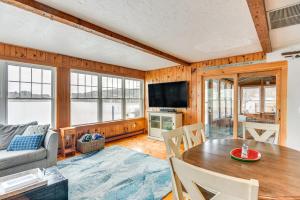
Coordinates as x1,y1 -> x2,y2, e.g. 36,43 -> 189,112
148,81 -> 188,108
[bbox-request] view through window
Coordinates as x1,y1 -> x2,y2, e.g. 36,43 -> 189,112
241,87 -> 261,114
71,71 -> 143,125
7,64 -> 54,126
264,86 -> 276,113
71,72 -> 99,125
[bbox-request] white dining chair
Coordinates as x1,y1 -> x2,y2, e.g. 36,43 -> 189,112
170,156 -> 259,200
162,127 -> 188,159
183,123 -> 206,149
162,128 -> 189,200
242,122 -> 280,144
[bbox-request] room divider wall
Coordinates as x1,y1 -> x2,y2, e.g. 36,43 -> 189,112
145,59 -> 287,145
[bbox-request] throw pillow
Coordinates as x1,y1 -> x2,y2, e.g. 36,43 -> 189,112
7,134 -> 44,151
23,124 -> 50,136
0,121 -> 38,150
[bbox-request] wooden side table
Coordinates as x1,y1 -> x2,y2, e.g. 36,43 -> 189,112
60,127 -> 77,157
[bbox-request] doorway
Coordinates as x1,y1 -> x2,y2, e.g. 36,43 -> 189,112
204,76 -> 234,139
200,61 -> 287,144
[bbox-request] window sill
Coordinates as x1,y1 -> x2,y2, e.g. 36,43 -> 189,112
72,117 -> 145,128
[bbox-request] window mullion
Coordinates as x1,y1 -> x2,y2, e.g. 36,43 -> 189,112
30,67 -> 32,98
51,69 -> 55,128
0,62 -> 7,124
19,67 -> 21,99
98,75 -> 103,123
122,78 -> 126,120
140,80 -> 144,118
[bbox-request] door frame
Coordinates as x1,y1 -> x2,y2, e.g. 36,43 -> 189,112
198,61 -> 288,145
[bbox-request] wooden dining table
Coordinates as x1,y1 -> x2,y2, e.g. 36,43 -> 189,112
182,139 -> 300,200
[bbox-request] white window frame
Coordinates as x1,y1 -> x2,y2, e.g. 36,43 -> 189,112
0,61 -> 56,127
264,85 -> 276,114
124,77 -> 144,119
70,70 -> 101,125
241,86 -> 261,114
70,69 -> 144,126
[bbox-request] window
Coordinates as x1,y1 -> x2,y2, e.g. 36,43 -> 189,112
71,72 -> 99,125
264,86 -> 276,113
125,79 -> 143,119
241,87 -> 260,114
212,80 -> 219,120
5,64 -> 54,126
102,76 -> 123,122
225,83 -> 233,117
220,81 -> 226,118
70,70 -> 143,125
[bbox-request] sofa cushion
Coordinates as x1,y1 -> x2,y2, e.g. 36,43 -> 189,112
7,134 -> 44,151
0,148 -> 46,170
0,121 -> 38,150
23,124 -> 50,137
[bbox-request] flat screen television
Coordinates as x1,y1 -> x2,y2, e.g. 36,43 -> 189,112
148,81 -> 188,108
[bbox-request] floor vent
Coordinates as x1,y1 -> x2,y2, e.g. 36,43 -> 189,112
269,3 -> 300,29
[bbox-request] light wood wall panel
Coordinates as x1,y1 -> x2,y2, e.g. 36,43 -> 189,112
145,52 -> 266,130
56,67 -> 70,129
0,42 -> 145,130
66,118 -> 145,142
0,42 -> 145,79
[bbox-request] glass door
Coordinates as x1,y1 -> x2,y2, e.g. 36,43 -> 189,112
201,65 -> 285,144
204,77 -> 235,139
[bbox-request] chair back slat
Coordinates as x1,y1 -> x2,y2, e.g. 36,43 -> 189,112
162,128 -> 188,200
162,127 -> 187,159
243,122 -> 279,144
184,123 -> 206,149
170,157 -> 259,200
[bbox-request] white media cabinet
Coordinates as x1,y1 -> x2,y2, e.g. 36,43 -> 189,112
148,111 -> 183,140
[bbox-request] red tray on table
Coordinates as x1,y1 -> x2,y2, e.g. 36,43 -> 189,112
230,148 -> 261,162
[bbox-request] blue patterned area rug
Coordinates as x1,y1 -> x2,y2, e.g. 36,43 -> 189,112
57,146 -> 172,200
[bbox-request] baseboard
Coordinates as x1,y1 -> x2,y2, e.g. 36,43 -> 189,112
105,129 -> 145,142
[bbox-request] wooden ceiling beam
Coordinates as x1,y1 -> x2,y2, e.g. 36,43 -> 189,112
246,0 -> 272,53
0,0 -> 191,66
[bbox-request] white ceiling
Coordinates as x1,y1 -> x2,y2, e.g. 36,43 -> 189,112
37,0 -> 262,62
0,2 -> 176,70
265,0 -> 300,50
0,0 -> 262,70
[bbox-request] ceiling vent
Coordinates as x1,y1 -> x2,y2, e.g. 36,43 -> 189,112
269,3 -> 300,29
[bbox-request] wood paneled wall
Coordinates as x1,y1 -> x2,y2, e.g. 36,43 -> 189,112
0,42 -> 145,129
70,118 -> 145,142
0,43 -> 145,79
145,52 -> 266,130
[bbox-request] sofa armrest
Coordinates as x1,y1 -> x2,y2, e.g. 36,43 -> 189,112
44,130 -> 58,167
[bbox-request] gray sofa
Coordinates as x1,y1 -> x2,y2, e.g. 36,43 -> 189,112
0,130 -> 58,177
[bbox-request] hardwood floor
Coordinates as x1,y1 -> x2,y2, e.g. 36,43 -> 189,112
59,133 -> 173,200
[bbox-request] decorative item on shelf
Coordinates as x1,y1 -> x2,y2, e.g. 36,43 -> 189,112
60,127 -> 77,157
76,131 -> 105,154
230,147 -> 261,162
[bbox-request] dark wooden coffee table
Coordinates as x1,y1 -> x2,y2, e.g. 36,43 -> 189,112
182,139 -> 300,200
4,167 -> 68,200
